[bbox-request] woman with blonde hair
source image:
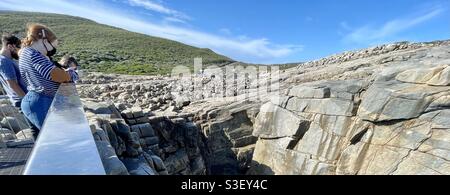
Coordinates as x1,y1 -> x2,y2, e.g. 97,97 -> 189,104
19,23 -> 78,132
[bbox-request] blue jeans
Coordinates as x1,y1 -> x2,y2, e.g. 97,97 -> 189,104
14,100 -> 40,138
21,91 -> 54,131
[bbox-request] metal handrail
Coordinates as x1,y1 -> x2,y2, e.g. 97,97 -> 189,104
23,83 -> 105,175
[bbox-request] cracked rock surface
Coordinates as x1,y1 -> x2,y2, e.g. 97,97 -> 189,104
249,40 -> 450,175
75,40 -> 450,175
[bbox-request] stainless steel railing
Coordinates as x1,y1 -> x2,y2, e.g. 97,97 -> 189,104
23,83 -> 105,175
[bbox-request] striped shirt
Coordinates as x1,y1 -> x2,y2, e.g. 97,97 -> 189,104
19,47 -> 78,97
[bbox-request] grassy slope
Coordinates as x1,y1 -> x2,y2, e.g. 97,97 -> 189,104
0,11 -> 233,75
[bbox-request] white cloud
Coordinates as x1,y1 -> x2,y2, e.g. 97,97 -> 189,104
219,28 -> 232,35
163,17 -> 187,24
126,0 -> 190,20
342,7 -> 445,45
0,0 -> 302,63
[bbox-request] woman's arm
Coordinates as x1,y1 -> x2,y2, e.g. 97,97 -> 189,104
32,54 -> 79,83
50,67 -> 71,83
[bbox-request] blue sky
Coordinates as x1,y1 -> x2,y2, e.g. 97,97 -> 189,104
0,0 -> 448,64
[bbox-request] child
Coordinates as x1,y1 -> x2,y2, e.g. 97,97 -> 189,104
59,55 -> 79,71
59,55 -> 83,81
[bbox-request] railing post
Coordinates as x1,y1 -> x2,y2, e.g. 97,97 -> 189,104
23,83 -> 105,175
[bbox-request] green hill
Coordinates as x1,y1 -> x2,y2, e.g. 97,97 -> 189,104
0,11 -> 234,75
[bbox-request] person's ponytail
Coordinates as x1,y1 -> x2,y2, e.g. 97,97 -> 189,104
21,23 -> 57,48
21,35 -> 34,47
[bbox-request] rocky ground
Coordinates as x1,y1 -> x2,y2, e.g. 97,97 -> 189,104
2,40 -> 449,175
0,100 -> 35,145
78,74 -> 260,175
249,40 -> 450,175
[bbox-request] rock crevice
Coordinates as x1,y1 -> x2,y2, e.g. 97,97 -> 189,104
250,42 -> 450,175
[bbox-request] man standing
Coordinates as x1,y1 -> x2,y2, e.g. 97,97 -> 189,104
0,34 -> 27,108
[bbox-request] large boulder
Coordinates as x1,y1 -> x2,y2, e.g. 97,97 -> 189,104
253,102 -> 310,139
288,85 -> 330,99
16,129 -> 35,140
286,97 -> 357,117
357,81 -> 450,122
0,128 -> 16,141
164,150 -> 191,175
250,139 -> 336,175
1,116 -> 29,133
396,65 -> 450,86
95,140 -> 129,175
82,100 -> 122,119
392,151 -> 450,175
122,155 -> 158,175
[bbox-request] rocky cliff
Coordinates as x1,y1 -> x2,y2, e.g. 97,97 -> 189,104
65,40 -> 450,175
249,40 -> 450,175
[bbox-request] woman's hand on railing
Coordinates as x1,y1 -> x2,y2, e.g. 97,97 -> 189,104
50,67 -> 78,83
66,68 -> 79,83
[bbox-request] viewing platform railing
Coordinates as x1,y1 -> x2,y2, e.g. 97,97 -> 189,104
23,83 -> 105,175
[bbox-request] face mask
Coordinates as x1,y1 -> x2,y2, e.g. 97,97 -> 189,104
43,40 -> 57,57
41,29 -> 57,57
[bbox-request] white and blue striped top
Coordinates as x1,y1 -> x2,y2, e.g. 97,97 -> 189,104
19,47 -> 78,97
